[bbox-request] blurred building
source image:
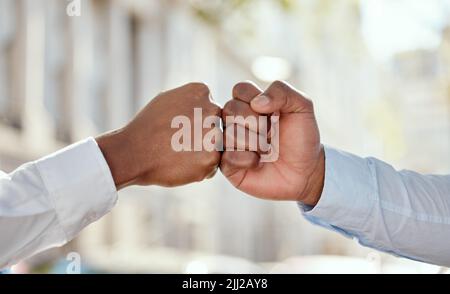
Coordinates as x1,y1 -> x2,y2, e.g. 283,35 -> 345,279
390,27 -> 450,173
0,0 -> 449,273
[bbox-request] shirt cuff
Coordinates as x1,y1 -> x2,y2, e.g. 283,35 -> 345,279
299,146 -> 378,237
34,137 -> 118,242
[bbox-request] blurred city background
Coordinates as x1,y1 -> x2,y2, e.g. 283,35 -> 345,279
1,0 -> 450,273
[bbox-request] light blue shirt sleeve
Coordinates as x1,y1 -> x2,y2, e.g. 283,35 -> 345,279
300,146 -> 450,266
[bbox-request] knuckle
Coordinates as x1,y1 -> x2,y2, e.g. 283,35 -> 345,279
223,100 -> 251,118
303,97 -> 314,109
204,151 -> 221,168
211,104 -> 222,117
223,150 -> 238,164
188,82 -> 210,97
233,80 -> 262,102
266,80 -> 290,98
272,80 -> 289,90
212,151 -> 221,165
222,100 -> 236,116
232,81 -> 252,97
295,90 -> 314,111
219,152 -> 233,172
222,100 -> 232,112
204,102 -> 221,118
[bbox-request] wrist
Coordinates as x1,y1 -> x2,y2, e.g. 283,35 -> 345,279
96,129 -> 140,190
301,145 -> 325,206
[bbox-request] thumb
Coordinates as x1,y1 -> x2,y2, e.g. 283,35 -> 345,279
250,80 -> 313,114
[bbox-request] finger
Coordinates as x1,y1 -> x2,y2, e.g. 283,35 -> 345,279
250,80 -> 313,114
205,103 -> 222,119
232,81 -> 263,103
222,99 -> 262,134
224,124 -> 271,154
202,126 -> 223,152
185,82 -> 211,99
220,151 -> 260,179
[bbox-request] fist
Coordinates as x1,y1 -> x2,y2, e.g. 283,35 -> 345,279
220,81 -> 325,205
97,83 -> 222,189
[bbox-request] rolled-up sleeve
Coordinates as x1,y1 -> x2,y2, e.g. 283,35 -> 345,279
0,137 -> 118,268
300,146 -> 450,266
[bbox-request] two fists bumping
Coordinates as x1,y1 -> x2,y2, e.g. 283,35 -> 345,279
97,81 -> 325,205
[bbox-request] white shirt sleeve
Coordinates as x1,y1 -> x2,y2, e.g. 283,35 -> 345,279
300,146 -> 450,266
0,137 -> 118,269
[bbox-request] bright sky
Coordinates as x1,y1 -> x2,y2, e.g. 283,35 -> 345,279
360,0 -> 450,61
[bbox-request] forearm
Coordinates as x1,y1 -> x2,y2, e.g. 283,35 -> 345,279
301,147 -> 450,266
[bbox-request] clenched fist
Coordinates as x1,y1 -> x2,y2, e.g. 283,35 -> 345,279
96,83 -> 222,190
220,81 -> 325,205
